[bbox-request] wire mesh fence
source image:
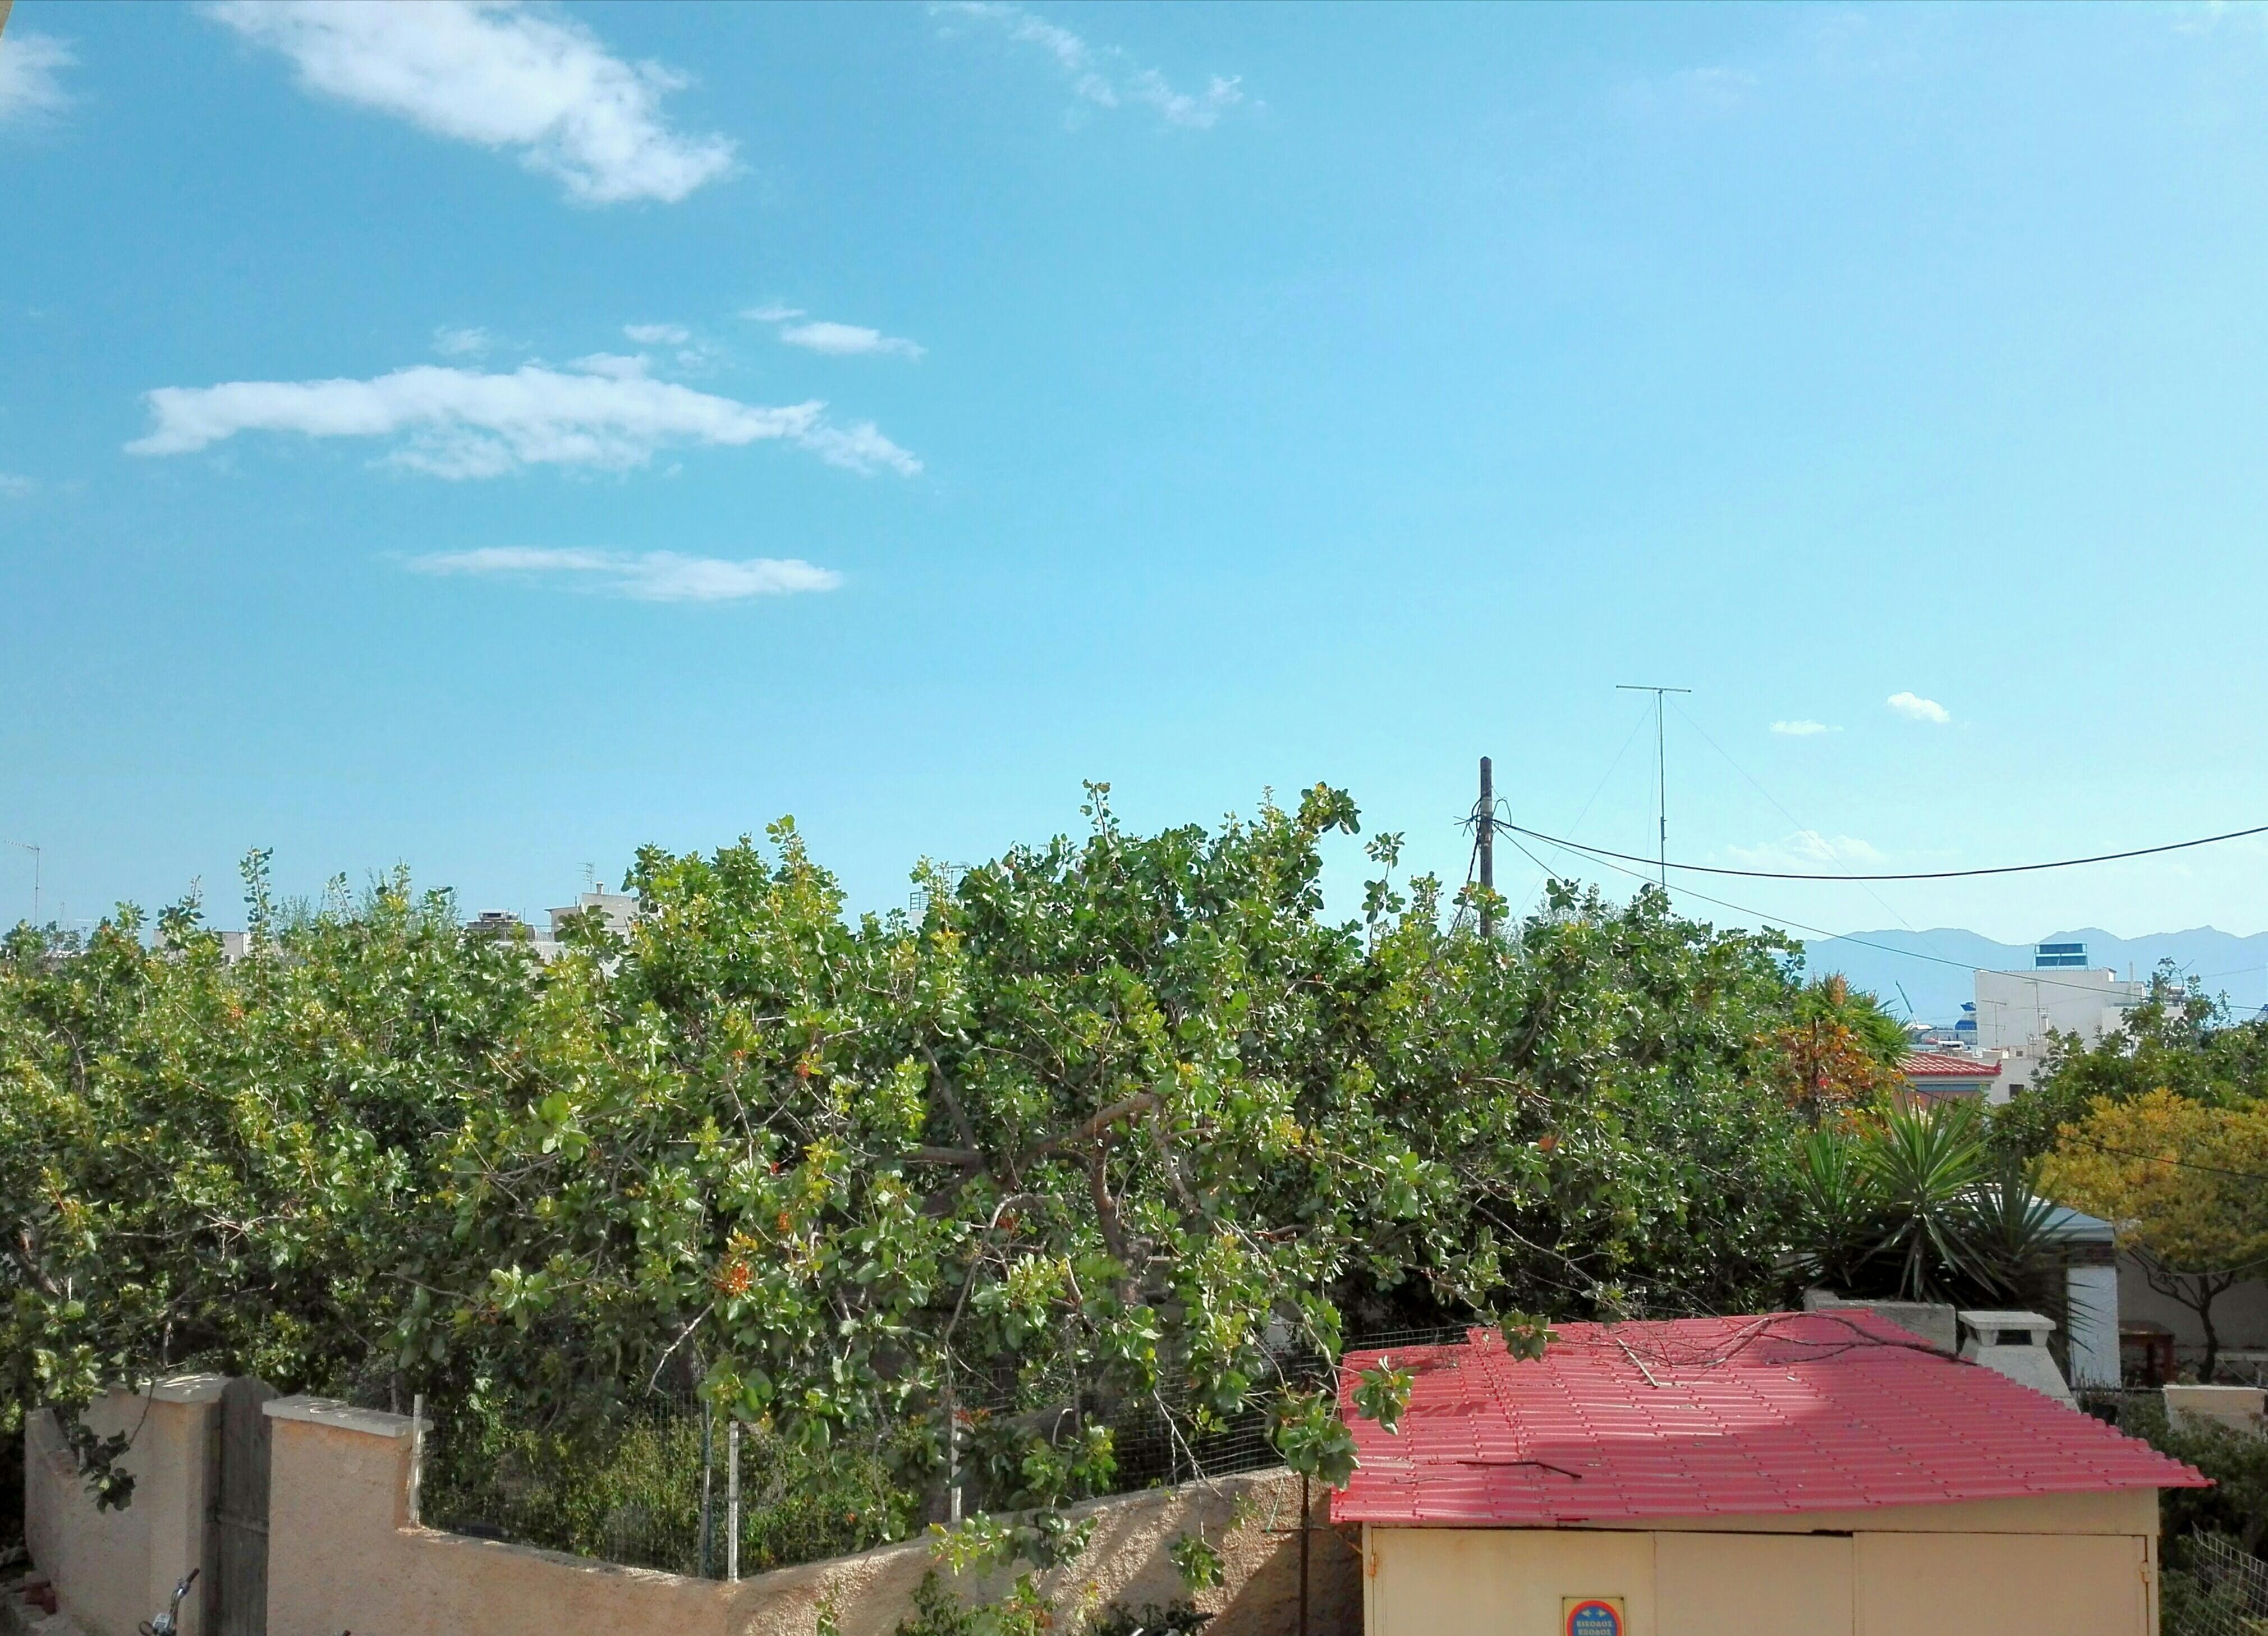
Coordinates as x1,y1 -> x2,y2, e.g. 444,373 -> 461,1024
415,1393 -> 911,1578
2176,1534 -> 2268,1636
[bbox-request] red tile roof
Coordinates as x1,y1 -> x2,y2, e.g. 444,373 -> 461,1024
1901,1051 -> 2003,1078
1332,1311 -> 2204,1528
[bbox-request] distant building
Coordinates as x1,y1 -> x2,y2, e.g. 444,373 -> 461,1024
464,910 -> 534,941
547,891 -> 639,941
1973,945 -> 2148,1102
1899,1050 -> 2002,1102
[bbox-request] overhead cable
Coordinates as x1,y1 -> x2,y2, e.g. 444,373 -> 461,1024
1501,820 -> 2268,883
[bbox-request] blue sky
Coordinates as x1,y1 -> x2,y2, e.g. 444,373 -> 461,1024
6,2 -> 2268,954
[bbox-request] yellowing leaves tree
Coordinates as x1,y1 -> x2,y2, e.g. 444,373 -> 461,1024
2042,1088 -> 2268,1381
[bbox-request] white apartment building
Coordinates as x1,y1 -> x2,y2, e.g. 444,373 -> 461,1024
1969,943 -> 2148,1104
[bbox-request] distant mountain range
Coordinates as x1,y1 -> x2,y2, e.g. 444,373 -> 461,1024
1798,927 -> 2268,1027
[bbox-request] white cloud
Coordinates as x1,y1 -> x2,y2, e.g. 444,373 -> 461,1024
777,320 -> 925,360
0,30 -> 77,127
406,544 -> 834,603
743,306 -> 924,359
624,322 -> 690,345
1887,691 -> 1951,724
933,3 -> 1243,130
407,546 -> 840,602
432,325 -> 493,357
1770,719 -> 1838,737
0,473 -> 34,497
203,0 -> 734,204
126,359 -> 920,479
1725,831 -> 1887,870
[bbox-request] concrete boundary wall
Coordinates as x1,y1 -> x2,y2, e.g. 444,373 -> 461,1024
23,1376 -> 226,1636
259,1395 -> 1359,1636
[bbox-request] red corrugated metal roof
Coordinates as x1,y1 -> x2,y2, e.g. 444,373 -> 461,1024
1331,1311 -> 2205,1528
1902,1051 -> 2003,1078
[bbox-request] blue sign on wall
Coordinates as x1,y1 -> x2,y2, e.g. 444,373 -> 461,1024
1563,1598 -> 1624,1636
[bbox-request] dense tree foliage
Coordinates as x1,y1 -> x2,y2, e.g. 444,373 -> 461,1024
2042,1089 -> 2268,1381
3,785 -> 1838,1525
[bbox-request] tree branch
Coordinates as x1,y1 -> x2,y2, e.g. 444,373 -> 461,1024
922,1044 -> 983,1157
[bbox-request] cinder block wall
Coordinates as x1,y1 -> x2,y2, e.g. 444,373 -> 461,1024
259,1394 -> 1360,1636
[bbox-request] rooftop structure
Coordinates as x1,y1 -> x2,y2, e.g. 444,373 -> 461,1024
1333,1310 -> 2201,1530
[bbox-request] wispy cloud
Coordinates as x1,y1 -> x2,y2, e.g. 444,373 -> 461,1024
126,359 -> 920,479
203,0 -> 734,204
432,325 -> 493,358
623,322 -> 690,346
0,30 -> 77,128
743,306 -> 925,360
1770,719 -> 1838,737
1887,691 -> 1950,724
0,474 -> 35,498
781,321 -> 924,360
1725,831 -> 1886,870
407,546 -> 840,603
933,2 -> 1244,130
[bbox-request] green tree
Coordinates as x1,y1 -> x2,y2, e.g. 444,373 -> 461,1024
2041,1089 -> 2268,1381
3,784 -> 1825,1537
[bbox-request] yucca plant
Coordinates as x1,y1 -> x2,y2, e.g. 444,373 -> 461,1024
1963,1156 -> 2065,1303
1867,1101 -> 1991,1301
1795,1102 -> 2062,1306
1793,1128 -> 1883,1292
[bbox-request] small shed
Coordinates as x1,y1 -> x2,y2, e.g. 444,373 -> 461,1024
1335,1311 -> 2206,1636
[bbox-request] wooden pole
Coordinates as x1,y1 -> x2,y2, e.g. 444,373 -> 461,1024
1477,757 -> 1495,939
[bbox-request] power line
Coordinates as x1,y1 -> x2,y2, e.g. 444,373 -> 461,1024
1614,684 -> 1691,885
1503,819 -> 2268,883
1507,825 -> 2266,1006
1665,698 -> 1957,969
1519,698 -> 1656,920
2067,1135 -> 2268,1187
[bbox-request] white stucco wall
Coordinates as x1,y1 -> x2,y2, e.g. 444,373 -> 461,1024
2067,1264 -> 2123,1389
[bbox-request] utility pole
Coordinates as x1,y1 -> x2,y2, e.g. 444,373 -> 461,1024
8,841 -> 39,923
1476,756 -> 1495,939
1614,686 -> 1690,886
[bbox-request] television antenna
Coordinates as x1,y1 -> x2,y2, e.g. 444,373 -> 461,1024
1614,685 -> 1691,885
8,840 -> 40,922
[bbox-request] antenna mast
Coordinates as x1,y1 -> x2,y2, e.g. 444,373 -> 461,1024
8,840 -> 39,923
1614,686 -> 1691,886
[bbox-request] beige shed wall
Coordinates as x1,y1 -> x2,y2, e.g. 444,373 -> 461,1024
1364,1490 -> 2164,1636
21,1377 -> 224,1636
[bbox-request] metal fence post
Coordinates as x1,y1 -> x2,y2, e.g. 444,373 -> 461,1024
408,1392 -> 426,1528
699,1401 -> 715,1579
726,1421 -> 742,1583
946,1379 -> 962,1526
